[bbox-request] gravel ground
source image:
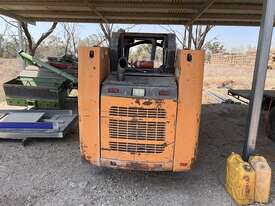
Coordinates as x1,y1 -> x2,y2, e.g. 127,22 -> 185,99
0,60 -> 275,205
0,103 -> 275,206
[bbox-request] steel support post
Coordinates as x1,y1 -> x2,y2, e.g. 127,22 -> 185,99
188,25 -> 193,49
242,0 -> 275,161
17,20 -> 25,70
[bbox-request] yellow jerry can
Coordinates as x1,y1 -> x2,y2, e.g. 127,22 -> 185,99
249,155 -> 272,204
225,153 -> 255,205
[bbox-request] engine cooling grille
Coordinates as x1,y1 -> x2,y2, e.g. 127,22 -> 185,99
109,142 -> 165,153
109,106 -> 166,118
108,106 -> 168,154
109,119 -> 166,141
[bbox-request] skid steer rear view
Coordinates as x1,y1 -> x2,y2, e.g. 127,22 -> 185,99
78,31 -> 204,172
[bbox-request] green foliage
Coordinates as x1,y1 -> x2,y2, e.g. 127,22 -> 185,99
0,32 -> 104,59
204,40 -> 225,63
0,36 -> 17,58
204,40 -> 225,54
129,44 -> 163,63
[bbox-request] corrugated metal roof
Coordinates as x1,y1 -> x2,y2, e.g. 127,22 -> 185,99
0,0 -> 264,26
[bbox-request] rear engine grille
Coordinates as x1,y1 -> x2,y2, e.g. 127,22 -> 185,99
109,119 -> 165,141
109,106 -> 166,118
108,106 -> 167,154
109,142 -> 165,153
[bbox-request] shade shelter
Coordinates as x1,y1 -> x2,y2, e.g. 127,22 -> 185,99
0,0 -> 274,160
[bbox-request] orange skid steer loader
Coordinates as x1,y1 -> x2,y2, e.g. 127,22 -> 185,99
78,31 -> 204,172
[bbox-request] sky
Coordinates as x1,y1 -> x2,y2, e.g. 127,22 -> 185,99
1,17 -> 275,52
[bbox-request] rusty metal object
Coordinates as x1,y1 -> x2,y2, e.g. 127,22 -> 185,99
78,41 -> 204,172
100,158 -> 171,171
173,50 -> 204,172
133,60 -> 154,69
100,96 -> 176,171
78,47 -> 110,166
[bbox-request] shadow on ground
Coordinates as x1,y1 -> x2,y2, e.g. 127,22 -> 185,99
0,103 -> 275,206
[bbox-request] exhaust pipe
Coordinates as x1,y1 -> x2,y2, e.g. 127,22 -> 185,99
117,57 -> 127,81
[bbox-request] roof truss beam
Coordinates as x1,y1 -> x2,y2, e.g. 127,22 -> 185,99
85,0 -> 109,24
188,0 -> 217,25
0,0 -> 266,26
0,8 -> 33,22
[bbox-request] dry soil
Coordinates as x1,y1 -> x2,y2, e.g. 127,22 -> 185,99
0,59 -> 275,206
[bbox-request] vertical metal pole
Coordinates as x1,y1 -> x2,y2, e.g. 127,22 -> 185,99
243,0 -> 275,161
17,21 -> 25,70
183,26 -> 187,48
188,24 -> 192,49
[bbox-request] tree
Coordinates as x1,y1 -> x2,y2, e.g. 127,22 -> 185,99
79,34 -> 103,47
0,34 -> 5,57
204,40 -> 225,54
3,37 -> 17,58
62,23 -> 79,55
160,25 -> 214,49
190,25 -> 214,49
98,23 -> 136,47
128,44 -> 163,66
99,23 -> 113,47
36,35 -> 66,58
0,22 -> 8,56
20,21 -> 58,56
0,16 -> 20,57
129,44 -> 152,61
159,25 -> 187,48
204,40 -> 225,63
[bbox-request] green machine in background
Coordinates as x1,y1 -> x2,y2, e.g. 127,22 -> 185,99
3,51 -> 78,109
18,51 -> 77,84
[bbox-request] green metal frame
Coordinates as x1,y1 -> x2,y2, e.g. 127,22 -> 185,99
19,51 -> 77,84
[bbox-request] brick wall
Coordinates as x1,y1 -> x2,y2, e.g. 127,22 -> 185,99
210,49 -> 275,67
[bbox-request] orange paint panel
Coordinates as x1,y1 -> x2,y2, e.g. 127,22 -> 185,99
100,96 -> 176,170
173,50 -> 205,172
78,47 -> 110,165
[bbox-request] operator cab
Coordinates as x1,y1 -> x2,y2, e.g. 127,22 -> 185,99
110,31 -> 176,77
103,31 -> 177,99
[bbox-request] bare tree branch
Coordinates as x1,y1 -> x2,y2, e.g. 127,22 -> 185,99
99,23 -> 136,47
0,16 -> 17,28
159,25 -> 185,48
186,25 -> 214,49
20,22 -> 33,53
100,23 -> 112,46
33,22 -> 57,53
20,21 -> 57,56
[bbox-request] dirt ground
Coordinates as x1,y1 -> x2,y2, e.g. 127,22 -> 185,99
0,59 -> 21,101
0,59 -> 275,206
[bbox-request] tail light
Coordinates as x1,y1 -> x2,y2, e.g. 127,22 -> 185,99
159,90 -> 169,96
108,88 -> 120,93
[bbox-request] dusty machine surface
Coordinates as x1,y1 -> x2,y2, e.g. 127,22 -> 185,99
78,31 -> 204,172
